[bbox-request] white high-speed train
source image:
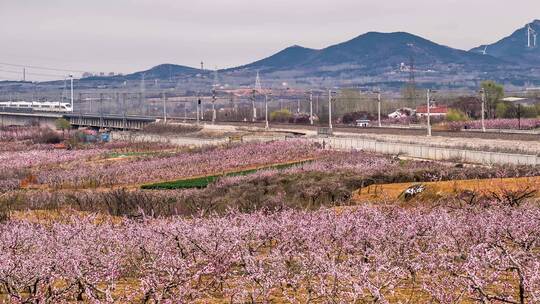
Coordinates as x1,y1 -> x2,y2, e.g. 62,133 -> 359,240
0,101 -> 73,113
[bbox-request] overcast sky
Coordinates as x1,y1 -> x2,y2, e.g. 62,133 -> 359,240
0,0 -> 539,80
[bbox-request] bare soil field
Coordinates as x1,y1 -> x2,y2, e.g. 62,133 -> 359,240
354,176 -> 540,203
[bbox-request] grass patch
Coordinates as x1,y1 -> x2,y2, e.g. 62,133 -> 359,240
141,160 -> 312,190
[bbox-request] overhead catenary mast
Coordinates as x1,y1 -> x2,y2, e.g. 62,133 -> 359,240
69,74 -> 74,112
212,67 -> 219,124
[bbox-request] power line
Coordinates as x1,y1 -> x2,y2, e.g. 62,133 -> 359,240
0,74 -> 21,81
0,68 -> 65,78
0,61 -> 89,73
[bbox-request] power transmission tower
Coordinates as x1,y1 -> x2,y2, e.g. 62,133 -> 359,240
405,55 -> 417,107
255,71 -> 262,92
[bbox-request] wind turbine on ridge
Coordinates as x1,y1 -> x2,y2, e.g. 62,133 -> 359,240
527,24 -> 537,48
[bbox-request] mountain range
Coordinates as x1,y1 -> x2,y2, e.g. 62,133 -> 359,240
82,20 -> 540,88
235,31 -> 502,73
470,19 -> 540,65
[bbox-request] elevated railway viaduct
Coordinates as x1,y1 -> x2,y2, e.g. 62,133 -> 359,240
0,111 -> 156,130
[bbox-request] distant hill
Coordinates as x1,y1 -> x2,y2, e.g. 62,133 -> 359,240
232,45 -> 318,71
75,29 -> 540,90
80,64 -> 202,83
124,64 -> 201,80
236,31 -> 503,73
470,20 -> 540,65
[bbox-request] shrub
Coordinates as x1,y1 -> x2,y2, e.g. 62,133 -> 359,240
0,207 -> 9,223
54,118 -> 71,133
289,113 -> 311,124
341,111 -> 373,124
450,118 -> 540,130
270,109 -> 292,123
32,128 -> 62,144
446,109 -> 469,122
520,105 -> 538,118
496,102 -> 510,118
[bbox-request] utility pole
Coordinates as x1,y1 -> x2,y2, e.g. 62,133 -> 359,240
200,98 -> 204,120
518,104 -> 522,130
196,98 -> 201,125
426,89 -> 432,137
99,93 -> 104,128
309,90 -> 314,125
328,89 -> 333,129
23,68 -> 25,82
69,74 -> 74,112
141,74 -> 146,114
376,91 -> 382,127
316,94 -> 320,116
251,90 -> 257,122
162,92 -> 167,123
122,92 -> 127,130
480,88 -> 486,132
212,89 -> 217,124
265,93 -> 270,130
78,93 -> 83,114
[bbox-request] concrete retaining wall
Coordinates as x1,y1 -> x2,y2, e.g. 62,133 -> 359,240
242,135 -> 288,143
309,137 -> 539,166
110,131 -> 539,166
111,132 -> 229,147
111,132 -> 289,147
0,113 -> 60,129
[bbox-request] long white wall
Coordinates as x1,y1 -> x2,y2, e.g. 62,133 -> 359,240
111,132 -> 229,147
110,132 -> 286,147
308,136 -> 539,166
111,130 -> 539,166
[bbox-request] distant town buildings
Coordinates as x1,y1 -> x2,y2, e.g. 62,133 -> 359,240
415,105 -> 448,117
388,107 -> 415,119
82,72 -> 119,78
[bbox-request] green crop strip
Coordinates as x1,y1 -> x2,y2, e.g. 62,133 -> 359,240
141,160 -> 312,190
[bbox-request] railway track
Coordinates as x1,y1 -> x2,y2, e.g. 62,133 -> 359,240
211,121 -> 540,142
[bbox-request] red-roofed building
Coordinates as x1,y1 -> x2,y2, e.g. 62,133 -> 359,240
415,105 -> 448,118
